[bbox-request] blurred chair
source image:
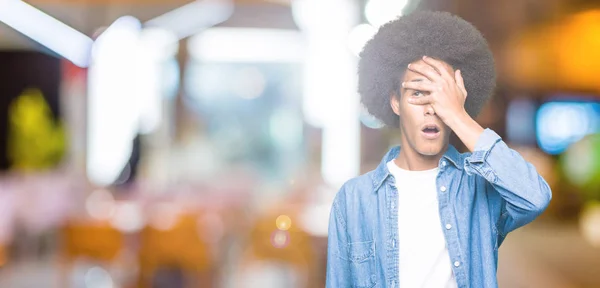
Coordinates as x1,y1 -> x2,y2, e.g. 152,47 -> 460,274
0,244 -> 6,268
60,220 -> 125,287
137,212 -> 214,288
236,211 -> 316,288
62,221 -> 124,262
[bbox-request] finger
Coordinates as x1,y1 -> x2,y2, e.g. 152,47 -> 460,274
402,80 -> 440,93
407,95 -> 433,105
407,62 -> 443,82
455,70 -> 468,98
422,56 -> 454,80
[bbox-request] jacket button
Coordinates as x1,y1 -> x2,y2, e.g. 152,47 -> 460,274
445,224 -> 452,230
454,261 -> 461,267
440,186 -> 447,192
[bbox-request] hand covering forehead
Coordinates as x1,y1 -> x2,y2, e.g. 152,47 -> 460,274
358,11 -> 496,127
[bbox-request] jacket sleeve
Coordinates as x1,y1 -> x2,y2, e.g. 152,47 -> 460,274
464,128 -> 552,236
326,192 -> 351,288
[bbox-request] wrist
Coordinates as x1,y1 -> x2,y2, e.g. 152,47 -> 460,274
446,109 -> 471,130
447,110 -> 484,152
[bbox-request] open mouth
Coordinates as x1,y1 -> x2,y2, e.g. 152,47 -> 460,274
421,124 -> 440,139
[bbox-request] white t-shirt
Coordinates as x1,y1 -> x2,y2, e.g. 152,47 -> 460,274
387,160 -> 458,288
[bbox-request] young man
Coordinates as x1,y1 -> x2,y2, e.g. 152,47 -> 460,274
326,11 -> 552,288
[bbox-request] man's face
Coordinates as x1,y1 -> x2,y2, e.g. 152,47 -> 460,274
390,59 -> 453,156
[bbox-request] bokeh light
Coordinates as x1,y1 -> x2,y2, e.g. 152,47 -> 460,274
347,23 -> 377,57
580,201 -> 600,248
85,189 -> 116,220
275,215 -> 292,231
148,202 -> 181,231
536,101 -> 600,154
84,266 -> 114,288
270,230 -> 290,249
365,0 -> 409,28
109,202 -> 144,233
562,133 -> 600,199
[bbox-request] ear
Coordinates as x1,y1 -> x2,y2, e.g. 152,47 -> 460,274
390,93 -> 401,116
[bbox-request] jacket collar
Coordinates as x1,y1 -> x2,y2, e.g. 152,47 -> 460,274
371,144 -> 462,192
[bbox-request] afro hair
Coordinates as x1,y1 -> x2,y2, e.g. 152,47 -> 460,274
358,11 -> 496,128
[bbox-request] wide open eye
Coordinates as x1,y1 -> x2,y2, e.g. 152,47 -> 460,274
412,90 -> 423,97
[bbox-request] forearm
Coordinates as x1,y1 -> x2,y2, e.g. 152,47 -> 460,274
447,111 -> 551,210
462,128 -> 552,233
446,110 -> 485,152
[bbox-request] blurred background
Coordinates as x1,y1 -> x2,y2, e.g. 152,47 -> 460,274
0,0 -> 599,287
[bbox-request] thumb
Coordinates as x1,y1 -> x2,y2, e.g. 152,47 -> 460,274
455,70 -> 468,99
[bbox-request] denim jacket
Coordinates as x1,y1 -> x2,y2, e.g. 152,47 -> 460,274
326,129 -> 552,288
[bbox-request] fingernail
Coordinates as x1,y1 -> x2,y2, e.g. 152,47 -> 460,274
407,64 -> 411,68
423,56 -> 427,59
401,82 -> 405,87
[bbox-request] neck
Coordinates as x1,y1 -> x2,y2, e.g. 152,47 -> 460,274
395,138 -> 447,171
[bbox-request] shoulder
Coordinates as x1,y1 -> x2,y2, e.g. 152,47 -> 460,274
331,171 -> 378,217
336,171 -> 376,198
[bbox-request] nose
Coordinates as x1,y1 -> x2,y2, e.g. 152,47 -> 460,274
425,105 -> 435,115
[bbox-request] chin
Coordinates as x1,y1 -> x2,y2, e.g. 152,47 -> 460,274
418,149 -> 443,157
417,142 -> 445,156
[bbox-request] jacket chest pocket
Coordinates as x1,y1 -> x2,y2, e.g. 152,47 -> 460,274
347,241 -> 378,288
